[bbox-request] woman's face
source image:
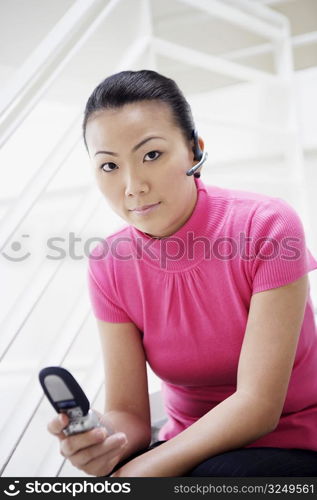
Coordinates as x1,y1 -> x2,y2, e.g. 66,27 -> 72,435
85,100 -> 203,238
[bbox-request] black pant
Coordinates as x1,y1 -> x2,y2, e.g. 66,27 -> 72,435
112,440 -> 317,476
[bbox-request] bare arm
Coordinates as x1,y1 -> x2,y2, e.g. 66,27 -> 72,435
48,319 -> 152,476
112,274 -> 309,477
96,319 -> 152,461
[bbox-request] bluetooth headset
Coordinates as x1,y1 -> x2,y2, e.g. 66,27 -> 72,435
186,129 -> 208,179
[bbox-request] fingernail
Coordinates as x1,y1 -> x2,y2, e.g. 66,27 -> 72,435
116,433 -> 127,444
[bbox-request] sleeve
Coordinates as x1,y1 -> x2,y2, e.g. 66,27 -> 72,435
246,198 -> 317,295
87,244 -> 132,323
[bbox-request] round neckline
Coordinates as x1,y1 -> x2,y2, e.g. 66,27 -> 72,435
129,177 -> 212,272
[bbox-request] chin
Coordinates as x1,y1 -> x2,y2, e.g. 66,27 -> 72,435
137,223 -> 156,234
137,222 -> 162,237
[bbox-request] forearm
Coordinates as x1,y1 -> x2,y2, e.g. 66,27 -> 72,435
103,410 -> 151,462
162,391 -> 276,475
113,391 -> 277,477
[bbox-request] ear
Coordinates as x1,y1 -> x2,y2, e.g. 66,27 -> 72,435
194,136 -> 205,177
198,136 -> 204,152
197,136 -> 204,156
191,135 -> 205,161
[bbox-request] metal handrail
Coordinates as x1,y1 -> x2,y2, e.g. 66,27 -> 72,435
0,0 -> 124,149
152,37 -> 284,84
178,0 -> 286,40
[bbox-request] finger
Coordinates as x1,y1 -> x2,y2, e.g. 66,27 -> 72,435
79,450 -> 123,477
60,427 -> 109,458
47,414 -> 69,437
71,437 -> 127,469
91,409 -> 115,435
61,428 -> 127,460
105,432 -> 128,452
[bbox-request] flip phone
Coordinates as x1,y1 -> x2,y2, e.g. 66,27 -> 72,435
39,366 -> 113,436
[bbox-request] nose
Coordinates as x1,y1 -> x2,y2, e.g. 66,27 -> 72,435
124,170 -> 149,197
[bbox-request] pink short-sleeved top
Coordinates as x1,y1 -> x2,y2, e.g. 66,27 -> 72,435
87,177 -> 317,450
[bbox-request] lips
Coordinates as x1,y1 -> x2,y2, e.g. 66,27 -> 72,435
131,202 -> 160,212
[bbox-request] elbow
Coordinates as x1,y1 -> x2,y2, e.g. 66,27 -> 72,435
253,412 -> 279,442
269,413 -> 281,432
263,402 -> 283,433
141,422 -> 152,447
237,391 -> 281,435
266,419 -> 278,434
258,402 -> 282,434
261,408 -> 281,435
257,416 -> 277,437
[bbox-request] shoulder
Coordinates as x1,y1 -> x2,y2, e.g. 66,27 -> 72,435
88,224 -> 133,263
87,224 -> 134,288
249,196 -> 304,239
204,183 -> 302,233
203,182 -> 282,216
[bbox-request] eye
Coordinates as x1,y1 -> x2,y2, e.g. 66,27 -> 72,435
144,151 -> 161,161
99,162 -> 117,173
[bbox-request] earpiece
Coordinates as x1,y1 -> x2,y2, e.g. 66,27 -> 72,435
186,129 -> 208,178
192,129 -> 203,162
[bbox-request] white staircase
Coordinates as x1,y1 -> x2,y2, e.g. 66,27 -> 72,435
0,0 -> 316,476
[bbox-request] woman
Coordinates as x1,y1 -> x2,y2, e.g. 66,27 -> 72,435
48,70 -> 317,477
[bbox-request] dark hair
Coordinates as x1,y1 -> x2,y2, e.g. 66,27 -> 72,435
82,69 -> 195,152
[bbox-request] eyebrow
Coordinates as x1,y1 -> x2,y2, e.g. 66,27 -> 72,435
94,136 -> 167,157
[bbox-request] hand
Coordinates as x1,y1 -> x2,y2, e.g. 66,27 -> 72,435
47,411 -> 128,476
